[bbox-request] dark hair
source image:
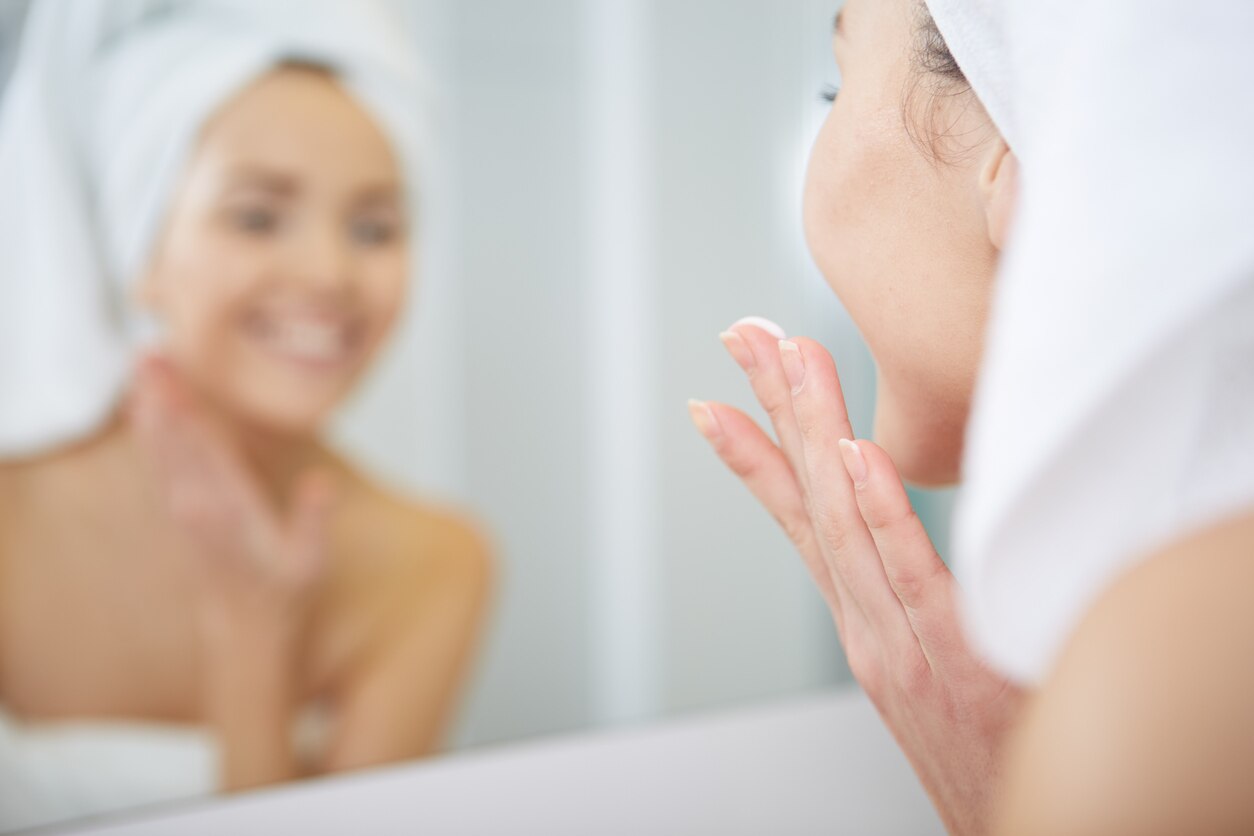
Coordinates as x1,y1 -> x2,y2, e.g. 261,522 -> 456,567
913,7 -> 967,88
904,4 -> 988,164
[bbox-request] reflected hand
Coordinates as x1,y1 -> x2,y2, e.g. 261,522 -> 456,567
690,320 -> 1024,836
129,354 -> 334,640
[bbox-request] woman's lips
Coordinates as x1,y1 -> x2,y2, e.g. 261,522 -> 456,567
243,312 -> 364,370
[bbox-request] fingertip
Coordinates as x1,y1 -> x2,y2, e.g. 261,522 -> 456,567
848,440 -> 916,520
730,315 -> 787,340
139,357 -> 181,412
790,337 -> 840,375
838,438 -> 868,487
688,399 -> 723,441
141,352 -> 173,384
853,439 -> 899,477
778,340 -> 805,394
126,376 -> 152,426
719,330 -> 755,372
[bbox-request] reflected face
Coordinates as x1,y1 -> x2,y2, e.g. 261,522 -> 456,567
142,66 -> 410,435
802,0 -> 999,485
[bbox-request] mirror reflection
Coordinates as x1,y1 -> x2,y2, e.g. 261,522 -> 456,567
0,1 -> 490,830
0,0 -> 954,831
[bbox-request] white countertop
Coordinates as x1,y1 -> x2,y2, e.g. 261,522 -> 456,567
56,688 -> 944,835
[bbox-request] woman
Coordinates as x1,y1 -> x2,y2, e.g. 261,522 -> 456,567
0,2 -> 489,830
692,0 -> 1254,832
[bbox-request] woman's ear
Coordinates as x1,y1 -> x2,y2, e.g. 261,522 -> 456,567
979,138 -> 1018,251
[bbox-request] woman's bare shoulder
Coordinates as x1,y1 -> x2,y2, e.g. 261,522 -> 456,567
998,507 -> 1254,835
324,457 -> 493,596
0,425 -> 130,528
303,458 -> 493,692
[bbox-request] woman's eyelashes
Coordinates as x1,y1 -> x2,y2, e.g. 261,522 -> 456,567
820,84 -> 841,104
349,214 -> 401,247
224,202 -> 283,236
220,203 -> 401,248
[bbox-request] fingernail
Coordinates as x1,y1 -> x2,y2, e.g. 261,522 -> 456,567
778,340 -> 805,394
719,330 -> 755,371
838,438 -> 868,486
731,316 -> 787,340
688,399 -> 722,440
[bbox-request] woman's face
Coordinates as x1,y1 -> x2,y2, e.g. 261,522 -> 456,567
141,66 -> 409,435
803,0 -> 1007,485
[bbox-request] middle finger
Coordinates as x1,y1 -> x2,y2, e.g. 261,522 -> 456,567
720,318 -> 813,502
778,337 -> 914,646
721,318 -> 859,615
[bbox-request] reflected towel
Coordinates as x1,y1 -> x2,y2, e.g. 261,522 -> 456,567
0,0 -> 427,458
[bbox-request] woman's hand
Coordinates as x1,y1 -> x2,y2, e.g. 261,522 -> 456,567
690,319 -> 1024,836
129,354 -> 337,788
129,355 -> 334,640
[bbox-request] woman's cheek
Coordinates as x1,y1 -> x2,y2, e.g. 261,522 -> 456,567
367,249 -> 409,325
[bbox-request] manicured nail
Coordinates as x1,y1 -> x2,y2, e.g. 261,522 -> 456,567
838,438 -> 868,486
732,316 -> 786,340
778,340 -> 805,393
688,399 -> 723,440
719,330 -> 755,371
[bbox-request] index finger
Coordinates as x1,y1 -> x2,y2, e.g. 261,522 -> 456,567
720,318 -> 811,496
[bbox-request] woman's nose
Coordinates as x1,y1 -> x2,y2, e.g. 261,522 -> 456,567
291,224 -> 353,293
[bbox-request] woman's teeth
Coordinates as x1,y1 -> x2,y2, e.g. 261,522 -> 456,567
263,320 -> 353,363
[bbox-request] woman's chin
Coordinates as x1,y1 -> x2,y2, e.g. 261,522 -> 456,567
211,385 -> 341,440
872,400 -> 964,489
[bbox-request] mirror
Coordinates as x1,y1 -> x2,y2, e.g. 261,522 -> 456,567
0,0 -> 955,831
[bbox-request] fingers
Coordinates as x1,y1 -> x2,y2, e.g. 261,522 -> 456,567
701,324 -> 964,681
130,354 -> 273,555
287,469 -> 337,585
131,358 -> 215,522
689,399 -> 844,629
129,354 -> 333,594
719,319 -> 810,495
839,438 -> 964,667
779,338 -> 913,645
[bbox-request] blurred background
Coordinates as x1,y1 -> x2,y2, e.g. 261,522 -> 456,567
0,0 -> 955,755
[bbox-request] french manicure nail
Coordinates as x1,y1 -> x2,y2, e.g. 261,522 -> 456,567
688,399 -> 723,440
838,438 -> 868,486
719,330 -> 755,371
778,340 -> 805,394
731,316 -> 787,340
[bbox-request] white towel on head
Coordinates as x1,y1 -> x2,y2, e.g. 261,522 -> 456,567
925,0 -> 1254,684
0,0 -> 427,458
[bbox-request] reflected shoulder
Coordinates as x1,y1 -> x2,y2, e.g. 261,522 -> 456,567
375,493 -> 494,590
306,466 -> 494,694
324,458 -> 493,597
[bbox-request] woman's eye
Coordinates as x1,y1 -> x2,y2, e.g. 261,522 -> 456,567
229,206 -> 280,235
350,217 -> 399,246
820,84 -> 841,104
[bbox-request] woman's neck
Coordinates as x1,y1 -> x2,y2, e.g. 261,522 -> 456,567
95,397 -> 333,511
241,429 -> 328,508
194,404 -> 331,510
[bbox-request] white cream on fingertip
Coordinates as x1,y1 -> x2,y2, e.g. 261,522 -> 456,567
730,316 -> 787,339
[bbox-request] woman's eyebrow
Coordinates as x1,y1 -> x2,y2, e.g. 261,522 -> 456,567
223,166 -> 300,196
833,9 -> 845,36
351,182 -> 404,209
355,181 -> 402,199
